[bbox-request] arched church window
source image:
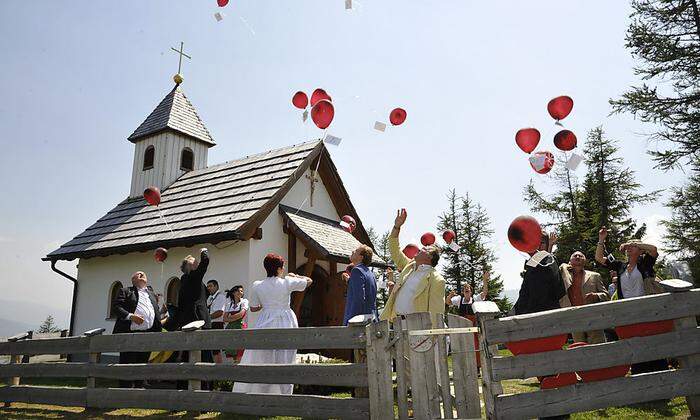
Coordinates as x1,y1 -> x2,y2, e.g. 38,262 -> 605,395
107,281 -> 124,319
180,148 -> 194,171
143,145 -> 155,170
165,277 -> 180,305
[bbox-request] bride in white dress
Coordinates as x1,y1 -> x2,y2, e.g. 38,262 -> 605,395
232,253 -> 312,394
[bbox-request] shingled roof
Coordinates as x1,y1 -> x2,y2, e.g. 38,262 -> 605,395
280,205 -> 387,267
46,141 -> 341,261
127,85 -> 215,146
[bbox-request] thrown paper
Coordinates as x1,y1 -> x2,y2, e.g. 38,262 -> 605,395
374,121 -> 386,132
324,134 -> 342,146
345,0 -> 352,9
565,153 -> 583,171
302,109 -> 309,122
448,241 -> 460,252
214,12 -> 224,22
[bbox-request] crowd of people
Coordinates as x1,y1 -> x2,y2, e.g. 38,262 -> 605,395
111,208 -> 665,393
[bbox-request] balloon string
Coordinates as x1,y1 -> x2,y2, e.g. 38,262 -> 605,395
160,263 -> 164,285
157,206 -> 175,235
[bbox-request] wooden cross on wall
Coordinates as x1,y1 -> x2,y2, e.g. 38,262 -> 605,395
305,170 -> 319,207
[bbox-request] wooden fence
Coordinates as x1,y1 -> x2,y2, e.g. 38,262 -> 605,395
475,287 -> 700,420
0,314 -> 483,419
0,323 -> 375,419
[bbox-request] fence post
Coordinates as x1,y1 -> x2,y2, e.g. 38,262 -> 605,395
447,314 -> 480,419
366,320 -> 394,420
182,320 -> 205,391
82,328 -> 104,394
20,331 -> 33,364
664,282 -> 700,417
348,315 -> 373,398
59,329 -> 69,359
6,332 -> 30,387
473,301 -> 503,420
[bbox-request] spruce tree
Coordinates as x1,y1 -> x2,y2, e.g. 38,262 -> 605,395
437,190 -> 511,312
37,315 -> 60,333
610,0 -> 700,170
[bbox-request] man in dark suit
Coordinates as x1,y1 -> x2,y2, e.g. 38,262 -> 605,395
514,234 -> 566,316
167,248 -> 211,330
164,248 -> 213,389
112,271 -> 163,388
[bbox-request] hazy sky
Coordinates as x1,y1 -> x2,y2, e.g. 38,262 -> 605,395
0,1 -> 684,325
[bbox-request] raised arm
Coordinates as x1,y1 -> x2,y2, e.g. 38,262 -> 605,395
480,271 -> 489,300
192,248 -> 210,280
389,209 -> 410,271
595,227 -> 608,265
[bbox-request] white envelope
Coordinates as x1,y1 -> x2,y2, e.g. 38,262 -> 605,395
324,134 -> 342,146
214,12 -> 224,22
374,121 -> 386,132
566,153 -> 583,170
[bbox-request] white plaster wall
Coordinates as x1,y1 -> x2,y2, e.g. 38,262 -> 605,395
74,241 -> 249,336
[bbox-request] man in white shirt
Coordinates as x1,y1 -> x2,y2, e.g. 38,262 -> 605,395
206,280 -> 227,363
112,271 -> 163,387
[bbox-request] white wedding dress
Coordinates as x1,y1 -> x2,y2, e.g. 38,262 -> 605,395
232,275 -> 308,394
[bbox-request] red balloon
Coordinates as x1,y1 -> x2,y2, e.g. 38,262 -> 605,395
553,130 -> 577,151
311,99 -> 334,129
403,243 -> 420,259
143,186 -> 161,206
389,108 -> 407,126
341,215 -> 356,233
515,128 -> 541,154
507,216 -> 542,253
442,230 -> 456,244
217,0 -> 229,6
529,151 -> 555,174
154,247 -> 168,263
310,88 -> 332,107
421,232 -> 436,246
292,91 -> 308,109
547,96 -> 574,121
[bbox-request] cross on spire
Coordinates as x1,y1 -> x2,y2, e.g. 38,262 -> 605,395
170,41 -> 191,84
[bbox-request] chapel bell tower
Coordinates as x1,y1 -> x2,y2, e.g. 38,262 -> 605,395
126,73 -> 215,199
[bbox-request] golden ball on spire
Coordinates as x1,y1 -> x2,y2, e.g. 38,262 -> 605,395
173,73 -> 184,85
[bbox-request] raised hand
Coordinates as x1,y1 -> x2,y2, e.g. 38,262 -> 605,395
598,227 -> 608,242
394,208 -> 407,228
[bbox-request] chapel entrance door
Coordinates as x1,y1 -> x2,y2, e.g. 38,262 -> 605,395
295,264 -> 350,360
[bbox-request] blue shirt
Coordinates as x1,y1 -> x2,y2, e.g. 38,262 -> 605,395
343,264 -> 378,325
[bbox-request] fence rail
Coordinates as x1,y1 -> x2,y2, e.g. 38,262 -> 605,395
476,287 -> 700,420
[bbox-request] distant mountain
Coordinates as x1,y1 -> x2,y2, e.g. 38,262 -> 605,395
0,299 -> 70,335
0,318 -> 35,339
